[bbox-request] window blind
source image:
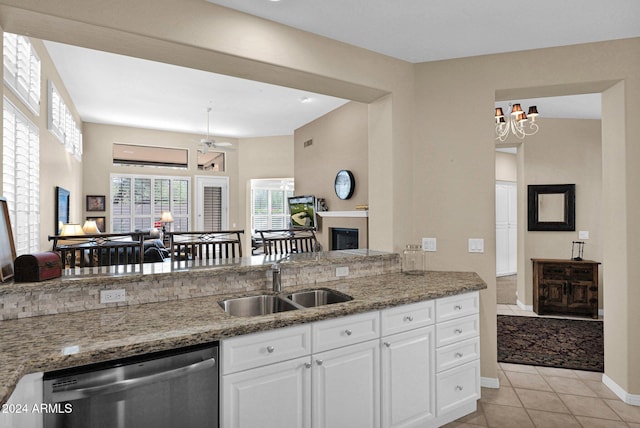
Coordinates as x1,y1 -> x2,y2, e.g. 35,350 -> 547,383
111,174 -> 190,233
3,33 -> 40,114
3,98 -> 40,255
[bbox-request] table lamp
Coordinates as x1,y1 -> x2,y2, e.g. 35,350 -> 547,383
82,220 -> 100,234
160,211 -> 174,236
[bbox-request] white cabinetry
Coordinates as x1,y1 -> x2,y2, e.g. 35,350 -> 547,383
221,291 -> 481,428
380,300 -> 436,428
435,292 -> 481,425
0,372 -> 44,428
221,324 -> 312,428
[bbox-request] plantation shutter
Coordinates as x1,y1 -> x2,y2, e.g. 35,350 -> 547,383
203,186 -> 222,231
2,98 -> 39,255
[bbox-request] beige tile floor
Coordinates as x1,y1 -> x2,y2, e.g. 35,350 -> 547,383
446,307 -> 639,427
445,363 -> 640,428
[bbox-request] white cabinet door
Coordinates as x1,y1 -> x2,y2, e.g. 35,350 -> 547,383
312,339 -> 380,428
381,326 -> 435,428
222,356 -> 311,428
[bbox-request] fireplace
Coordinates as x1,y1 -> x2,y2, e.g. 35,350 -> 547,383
331,228 -> 359,250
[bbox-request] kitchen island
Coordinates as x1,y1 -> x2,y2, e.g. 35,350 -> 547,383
0,250 -> 486,427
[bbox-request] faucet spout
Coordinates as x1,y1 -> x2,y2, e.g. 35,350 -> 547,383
271,254 -> 291,292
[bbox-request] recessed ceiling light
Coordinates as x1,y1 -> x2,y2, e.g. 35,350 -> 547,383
300,96 -> 311,103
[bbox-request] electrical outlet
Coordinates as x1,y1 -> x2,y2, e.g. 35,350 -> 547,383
100,289 -> 126,304
336,266 -> 349,277
468,239 -> 484,253
422,237 -> 437,252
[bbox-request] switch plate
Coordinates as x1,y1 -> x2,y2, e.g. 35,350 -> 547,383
100,289 -> 126,304
578,230 -> 589,240
468,239 -> 484,253
422,237 -> 437,252
336,266 -> 349,277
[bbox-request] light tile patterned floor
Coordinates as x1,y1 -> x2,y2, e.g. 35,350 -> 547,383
445,306 -> 637,427
445,363 -> 640,427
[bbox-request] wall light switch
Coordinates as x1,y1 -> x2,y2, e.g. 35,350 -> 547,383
578,231 -> 589,240
468,238 -> 484,253
422,237 -> 437,252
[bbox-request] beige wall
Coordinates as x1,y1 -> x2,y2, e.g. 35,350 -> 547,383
414,39 -> 639,393
82,123 -> 240,231
495,151 -> 517,182
1,37 -> 83,251
2,0 -> 639,396
237,135 -> 294,250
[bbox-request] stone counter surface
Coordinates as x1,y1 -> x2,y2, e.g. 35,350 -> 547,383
0,270 -> 486,405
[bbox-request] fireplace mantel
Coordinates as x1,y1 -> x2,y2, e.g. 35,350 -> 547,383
316,210 -> 368,218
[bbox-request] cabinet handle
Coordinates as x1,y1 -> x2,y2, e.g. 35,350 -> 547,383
454,305 -> 462,311
304,362 -> 312,369
266,346 -> 275,354
454,328 -> 463,335
383,342 -> 391,348
344,329 -> 353,336
403,315 -> 414,322
455,385 -> 464,392
316,359 -> 323,366
455,352 -> 463,358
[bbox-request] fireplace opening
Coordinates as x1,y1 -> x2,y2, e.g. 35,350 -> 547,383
331,228 -> 359,250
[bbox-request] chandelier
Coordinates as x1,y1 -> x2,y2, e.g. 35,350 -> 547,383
495,103 -> 539,142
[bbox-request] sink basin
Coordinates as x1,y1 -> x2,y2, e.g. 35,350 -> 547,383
286,289 -> 353,308
219,295 -> 299,317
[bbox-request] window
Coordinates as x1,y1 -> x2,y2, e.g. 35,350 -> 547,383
3,33 -> 40,114
250,179 -> 294,232
48,81 -> 83,160
111,174 -> 190,233
3,98 -> 40,255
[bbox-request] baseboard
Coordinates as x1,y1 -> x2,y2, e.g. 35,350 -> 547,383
516,299 -> 532,311
602,374 -> 640,406
481,376 -> 500,389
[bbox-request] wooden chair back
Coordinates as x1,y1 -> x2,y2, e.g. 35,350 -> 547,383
49,232 -> 145,269
257,228 -> 318,256
167,230 -> 244,263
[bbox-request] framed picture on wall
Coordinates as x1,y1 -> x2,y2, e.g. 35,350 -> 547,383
86,216 -> 106,233
56,186 -> 70,235
0,197 -> 17,282
86,195 -> 106,212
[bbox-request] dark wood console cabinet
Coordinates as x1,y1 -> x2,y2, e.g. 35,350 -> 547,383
532,258 -> 600,319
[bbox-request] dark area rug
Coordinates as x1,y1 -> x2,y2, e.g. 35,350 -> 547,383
497,315 -> 604,372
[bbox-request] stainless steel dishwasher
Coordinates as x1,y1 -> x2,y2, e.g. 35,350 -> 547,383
43,343 -> 218,428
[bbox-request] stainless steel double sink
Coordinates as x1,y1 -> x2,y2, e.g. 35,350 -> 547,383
219,289 -> 353,317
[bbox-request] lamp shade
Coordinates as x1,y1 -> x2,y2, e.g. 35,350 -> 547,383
510,104 -> 523,115
495,107 -> 504,118
60,223 -> 84,236
160,211 -> 174,223
527,105 -> 539,116
82,220 -> 100,234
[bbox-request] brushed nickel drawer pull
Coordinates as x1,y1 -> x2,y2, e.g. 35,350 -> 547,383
266,346 -> 275,353
455,352 -> 463,358
344,329 -> 353,336
454,328 -> 463,334
454,305 -> 462,311
455,385 -> 464,392
403,315 -> 414,322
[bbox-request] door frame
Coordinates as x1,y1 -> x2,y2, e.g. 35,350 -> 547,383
194,176 -> 229,231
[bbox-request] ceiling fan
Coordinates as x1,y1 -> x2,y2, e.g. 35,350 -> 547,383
197,107 -> 233,153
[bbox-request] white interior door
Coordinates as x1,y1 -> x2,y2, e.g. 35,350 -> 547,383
496,181 -> 517,276
195,176 -> 229,231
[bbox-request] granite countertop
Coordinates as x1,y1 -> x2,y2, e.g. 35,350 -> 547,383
0,269 -> 486,405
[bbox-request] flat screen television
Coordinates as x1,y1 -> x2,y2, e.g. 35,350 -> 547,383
288,195 -> 316,229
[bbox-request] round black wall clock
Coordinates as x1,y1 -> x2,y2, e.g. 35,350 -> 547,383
334,169 -> 355,200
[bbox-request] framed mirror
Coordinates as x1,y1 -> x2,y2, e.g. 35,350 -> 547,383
528,184 -> 575,231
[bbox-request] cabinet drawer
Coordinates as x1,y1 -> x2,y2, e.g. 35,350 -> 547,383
380,299 -> 434,337
571,266 -> 594,280
436,360 -> 480,416
312,311 -> 380,353
436,314 -> 479,348
542,264 -> 570,279
222,324 -> 311,374
436,337 -> 479,373
435,292 -> 479,323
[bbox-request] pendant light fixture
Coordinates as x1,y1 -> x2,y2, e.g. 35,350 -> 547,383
495,103 -> 540,142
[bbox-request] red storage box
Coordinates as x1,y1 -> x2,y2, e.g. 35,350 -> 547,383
14,252 -> 62,282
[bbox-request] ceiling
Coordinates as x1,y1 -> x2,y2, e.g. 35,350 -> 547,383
43,0 -> 639,139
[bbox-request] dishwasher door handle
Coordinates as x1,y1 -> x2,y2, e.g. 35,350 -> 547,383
50,357 -> 216,402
